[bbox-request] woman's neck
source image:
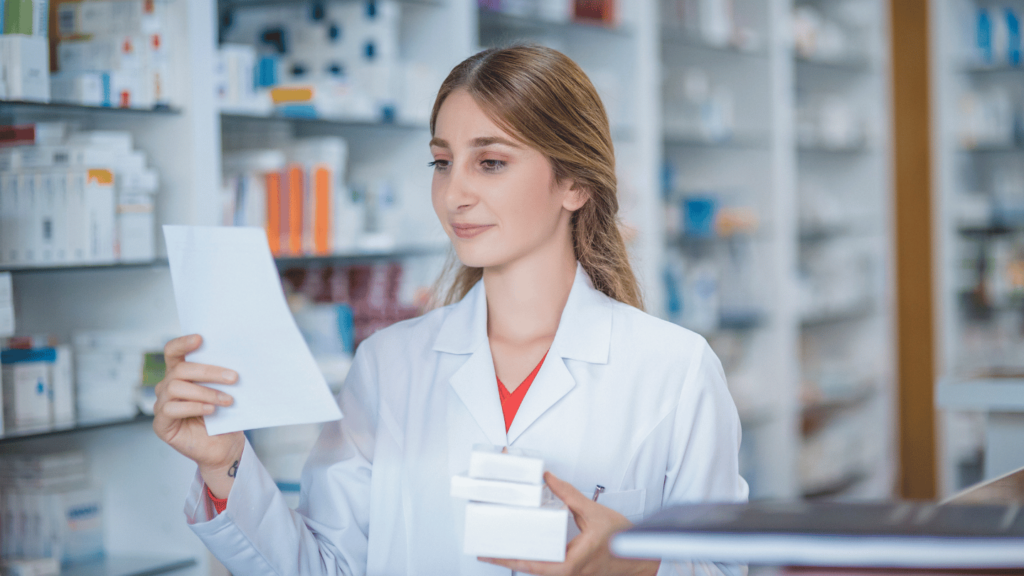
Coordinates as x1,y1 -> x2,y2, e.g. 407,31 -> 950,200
482,238 -> 577,348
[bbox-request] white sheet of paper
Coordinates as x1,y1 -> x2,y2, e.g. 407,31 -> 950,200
163,225 -> 342,435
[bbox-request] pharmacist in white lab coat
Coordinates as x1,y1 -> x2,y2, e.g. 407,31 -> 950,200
153,45 -> 748,576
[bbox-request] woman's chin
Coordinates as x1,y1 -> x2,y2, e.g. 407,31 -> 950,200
452,246 -> 508,270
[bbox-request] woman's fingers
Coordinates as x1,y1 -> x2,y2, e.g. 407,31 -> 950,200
164,334 -> 203,370
544,471 -> 591,514
163,378 -> 234,406
170,361 -> 238,386
479,557 -> 567,576
160,400 -> 216,419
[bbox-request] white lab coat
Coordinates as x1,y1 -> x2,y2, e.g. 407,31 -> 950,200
185,263 -> 749,575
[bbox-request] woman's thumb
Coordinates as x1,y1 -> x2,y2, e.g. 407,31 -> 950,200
544,471 -> 591,516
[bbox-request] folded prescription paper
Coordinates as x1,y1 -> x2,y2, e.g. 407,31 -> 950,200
453,445 -> 568,562
164,225 -> 342,435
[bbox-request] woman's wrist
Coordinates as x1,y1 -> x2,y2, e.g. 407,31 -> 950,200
199,440 -> 245,499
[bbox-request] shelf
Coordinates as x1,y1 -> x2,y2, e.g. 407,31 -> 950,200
801,470 -> 868,500
957,224 -> 1024,237
220,111 -> 426,131
962,63 -> 1024,74
958,143 -> 1024,153
0,414 -> 153,444
0,245 -> 447,274
937,377 -> 1024,412
718,309 -> 767,331
794,53 -> 873,72
800,302 -> 876,328
0,260 -> 166,274
0,100 -> 180,117
274,244 -> 447,267
220,0 -> 440,7
663,133 -> 770,149
477,8 -> 630,38
799,225 -> 853,242
62,555 -> 196,576
661,28 -> 766,57
802,383 -> 878,435
797,142 -> 870,154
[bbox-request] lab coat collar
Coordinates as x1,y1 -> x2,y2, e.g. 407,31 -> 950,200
435,263 -> 614,446
432,262 -> 613,363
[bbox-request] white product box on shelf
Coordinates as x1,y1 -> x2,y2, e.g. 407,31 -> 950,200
0,174 -> 16,265
73,330 -> 168,421
468,445 -> 545,484
0,35 -> 50,102
16,172 -> 38,264
0,348 -> 54,432
116,190 -> 155,262
53,346 -> 75,426
57,0 -> 164,38
463,501 -> 570,562
0,272 -> 13,338
50,71 -> 111,107
81,168 -> 116,264
451,475 -> 547,507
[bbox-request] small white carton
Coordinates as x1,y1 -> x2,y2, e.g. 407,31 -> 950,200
450,475 -> 546,508
463,501 -> 570,562
468,444 -> 545,485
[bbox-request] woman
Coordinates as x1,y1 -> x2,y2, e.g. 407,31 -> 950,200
154,45 -> 747,575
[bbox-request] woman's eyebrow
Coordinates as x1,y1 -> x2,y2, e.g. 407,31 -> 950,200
470,136 -> 521,149
429,137 -> 449,149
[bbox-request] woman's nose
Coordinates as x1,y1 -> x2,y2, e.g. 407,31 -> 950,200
445,162 -> 476,212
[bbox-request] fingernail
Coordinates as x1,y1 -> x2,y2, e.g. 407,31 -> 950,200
205,405 -> 215,414
218,392 -> 232,404
222,370 -> 236,382
191,335 -> 200,344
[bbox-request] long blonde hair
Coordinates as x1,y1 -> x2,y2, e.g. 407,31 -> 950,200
430,45 -> 643,310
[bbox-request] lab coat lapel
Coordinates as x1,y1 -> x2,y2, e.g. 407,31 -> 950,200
435,279 -> 508,447
506,264 -> 613,444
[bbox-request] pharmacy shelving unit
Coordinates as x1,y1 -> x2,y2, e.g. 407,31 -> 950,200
3,1 -> 896,573
657,0 -> 896,501
792,0 -> 896,502
930,0 -> 1024,497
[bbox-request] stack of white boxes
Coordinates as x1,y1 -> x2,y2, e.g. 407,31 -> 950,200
451,445 -> 569,562
0,124 -> 159,267
51,0 -> 173,108
0,450 -> 105,566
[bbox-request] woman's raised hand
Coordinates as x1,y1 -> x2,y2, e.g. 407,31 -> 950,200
480,472 -> 661,576
153,334 -> 245,497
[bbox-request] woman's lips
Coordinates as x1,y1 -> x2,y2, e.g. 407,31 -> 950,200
451,224 -> 494,239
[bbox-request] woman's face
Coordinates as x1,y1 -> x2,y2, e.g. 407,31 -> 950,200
429,89 -> 585,269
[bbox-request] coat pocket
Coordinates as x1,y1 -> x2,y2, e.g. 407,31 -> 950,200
596,489 -> 647,522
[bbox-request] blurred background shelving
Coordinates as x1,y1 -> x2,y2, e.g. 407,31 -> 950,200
931,0 -> 1024,498
0,0 -> 904,572
658,0 -> 895,501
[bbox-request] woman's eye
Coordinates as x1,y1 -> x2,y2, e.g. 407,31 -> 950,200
428,160 -> 450,171
480,159 -> 505,171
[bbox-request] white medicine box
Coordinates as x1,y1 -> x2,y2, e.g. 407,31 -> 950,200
452,445 -> 570,562
1,347 -> 55,432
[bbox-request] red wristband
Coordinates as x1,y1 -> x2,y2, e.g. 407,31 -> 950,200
206,485 -> 228,514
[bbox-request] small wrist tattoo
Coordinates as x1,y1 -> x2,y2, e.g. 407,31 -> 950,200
227,460 -> 239,478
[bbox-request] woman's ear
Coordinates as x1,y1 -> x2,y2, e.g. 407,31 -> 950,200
562,183 -> 590,212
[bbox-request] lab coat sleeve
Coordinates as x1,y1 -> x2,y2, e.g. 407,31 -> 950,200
658,338 -> 750,576
183,345 -> 379,576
